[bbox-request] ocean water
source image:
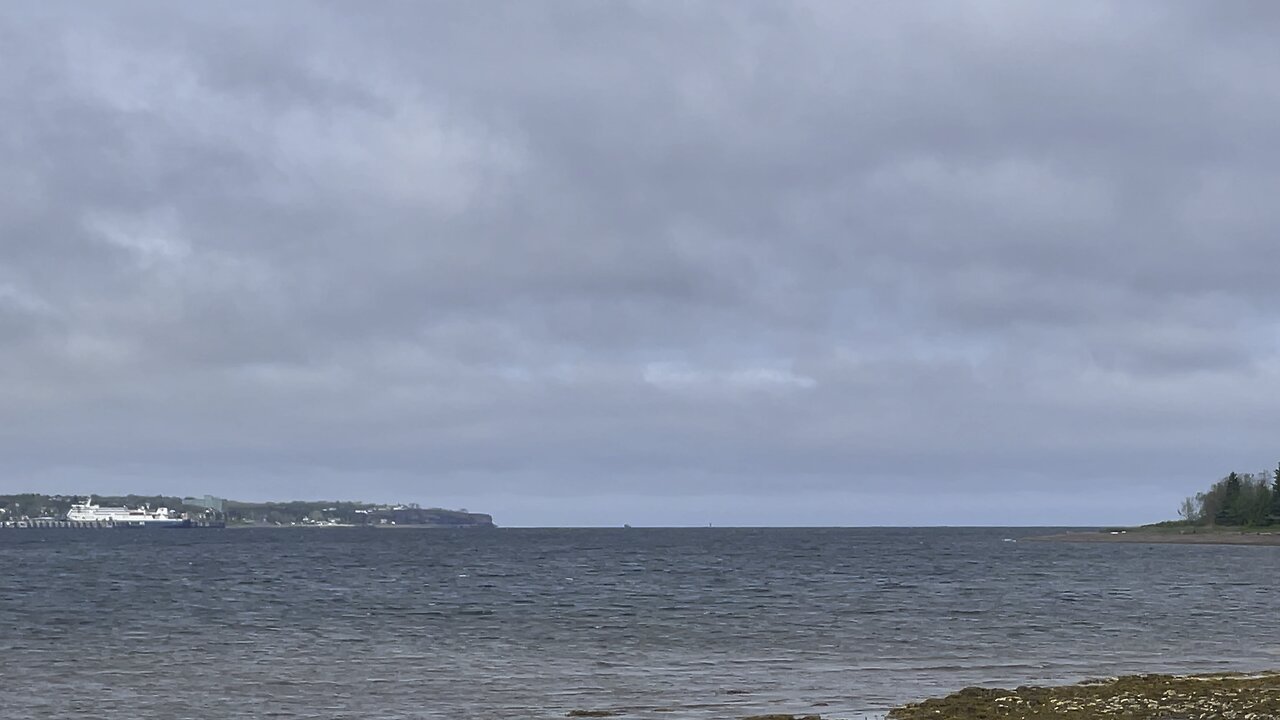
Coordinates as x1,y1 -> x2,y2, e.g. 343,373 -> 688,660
3,527 -> 1279,719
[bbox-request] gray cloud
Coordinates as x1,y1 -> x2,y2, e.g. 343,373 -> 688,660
3,1 -> 1279,524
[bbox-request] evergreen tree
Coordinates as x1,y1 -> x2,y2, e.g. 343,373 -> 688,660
1215,472 -> 1243,525
1270,463 -> 1280,524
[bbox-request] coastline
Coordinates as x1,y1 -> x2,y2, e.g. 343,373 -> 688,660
222,523 -> 493,530
1029,529 -> 1280,546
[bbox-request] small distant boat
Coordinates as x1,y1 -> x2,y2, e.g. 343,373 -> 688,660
66,497 -> 188,528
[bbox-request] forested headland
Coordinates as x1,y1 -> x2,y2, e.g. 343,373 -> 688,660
1172,465 -> 1280,527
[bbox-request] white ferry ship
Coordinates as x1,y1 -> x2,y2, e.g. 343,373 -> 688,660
65,497 -> 187,528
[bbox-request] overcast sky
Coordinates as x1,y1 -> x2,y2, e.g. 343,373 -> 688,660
3,1 -> 1279,526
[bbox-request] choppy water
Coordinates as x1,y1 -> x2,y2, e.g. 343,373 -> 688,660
3,527 -> 1279,719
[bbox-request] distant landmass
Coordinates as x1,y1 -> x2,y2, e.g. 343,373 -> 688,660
1168,466 -> 1280,528
1032,464 -> 1280,546
0,493 -> 495,528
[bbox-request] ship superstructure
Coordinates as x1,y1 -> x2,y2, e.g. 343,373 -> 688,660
65,497 -> 186,528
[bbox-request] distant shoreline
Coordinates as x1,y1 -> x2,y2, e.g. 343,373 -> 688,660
0,493 -> 495,529
1029,529 -> 1280,546
223,523 -> 492,530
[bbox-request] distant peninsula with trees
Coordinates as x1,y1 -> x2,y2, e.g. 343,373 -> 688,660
1172,464 -> 1280,528
1034,464 -> 1280,546
0,493 -> 495,528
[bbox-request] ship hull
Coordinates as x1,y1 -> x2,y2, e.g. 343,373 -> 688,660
112,519 -> 225,529
112,521 -> 189,529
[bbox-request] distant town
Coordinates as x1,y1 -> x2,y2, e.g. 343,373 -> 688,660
0,493 -> 495,528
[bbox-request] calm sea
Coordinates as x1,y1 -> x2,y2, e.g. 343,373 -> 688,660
3,527 -> 1279,719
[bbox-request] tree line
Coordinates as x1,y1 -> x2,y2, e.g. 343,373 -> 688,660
1178,464 -> 1280,526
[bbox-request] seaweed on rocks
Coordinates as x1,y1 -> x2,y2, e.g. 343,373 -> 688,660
888,671 -> 1280,720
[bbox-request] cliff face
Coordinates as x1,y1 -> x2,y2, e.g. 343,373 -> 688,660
379,507 -> 495,527
461,512 -> 495,526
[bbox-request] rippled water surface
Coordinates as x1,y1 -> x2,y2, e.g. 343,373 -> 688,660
3,527 -> 1280,719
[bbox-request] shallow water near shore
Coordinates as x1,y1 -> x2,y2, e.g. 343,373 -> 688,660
3,527 -> 1279,719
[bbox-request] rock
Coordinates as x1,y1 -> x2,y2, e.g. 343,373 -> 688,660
888,671 -> 1280,720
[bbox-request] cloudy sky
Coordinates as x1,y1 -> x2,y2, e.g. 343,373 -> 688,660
3,1 -> 1279,526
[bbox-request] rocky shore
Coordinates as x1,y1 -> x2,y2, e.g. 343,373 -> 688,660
887,671 -> 1280,720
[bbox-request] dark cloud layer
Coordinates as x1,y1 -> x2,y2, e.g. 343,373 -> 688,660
4,1 -> 1279,525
